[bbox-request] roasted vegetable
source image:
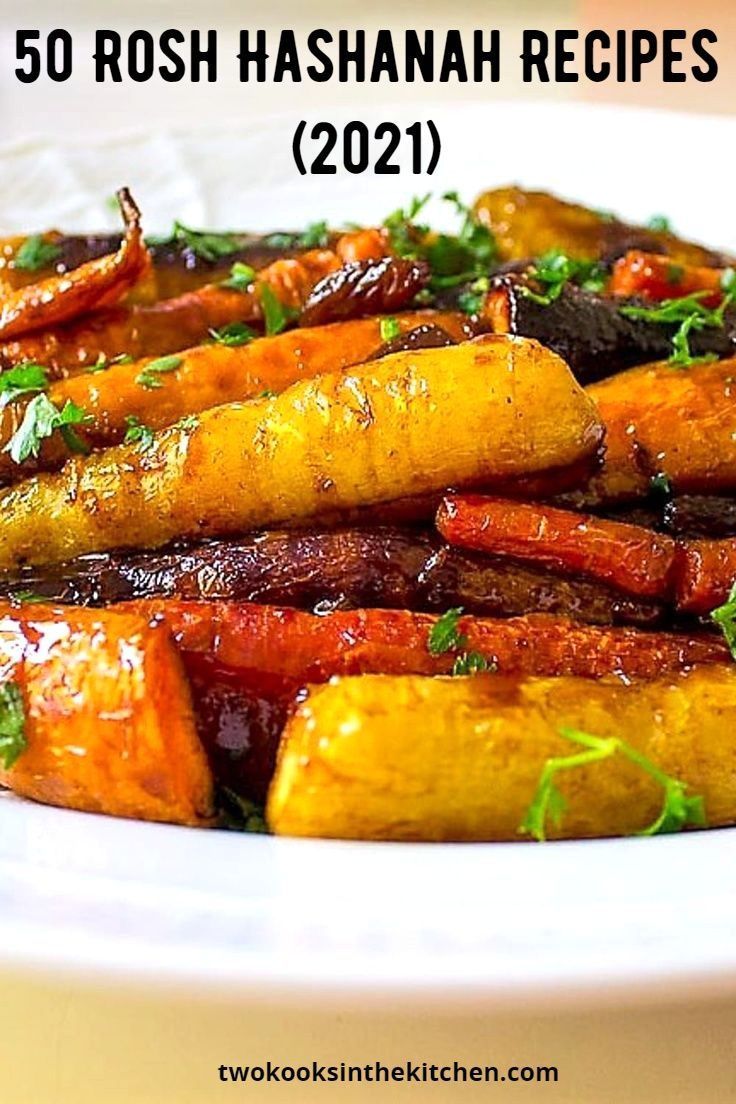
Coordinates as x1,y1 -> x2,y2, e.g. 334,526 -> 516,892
576,357 -> 736,507
0,336 -> 603,570
472,186 -> 728,267
609,251 -> 728,307
299,256 -> 428,326
0,190 -> 149,341
485,273 -> 736,384
0,312 -> 474,480
674,539 -> 736,615
0,602 -> 213,824
437,495 -> 677,600
267,667 -> 736,841
0,527 -> 664,626
121,600 -> 727,802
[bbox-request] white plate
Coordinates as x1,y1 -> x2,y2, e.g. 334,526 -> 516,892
1,101 -> 736,1010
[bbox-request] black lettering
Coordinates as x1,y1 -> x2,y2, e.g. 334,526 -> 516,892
338,29 -> 365,82
473,29 -> 499,81
159,30 -> 185,82
128,31 -> 154,82
405,30 -> 433,81
585,30 -> 610,82
370,30 -> 399,81
555,30 -> 578,81
692,28 -> 718,82
439,30 -> 468,82
631,29 -> 658,82
238,29 -> 268,82
307,30 -> 333,81
521,30 -> 549,82
94,30 -> 122,82
191,29 -> 217,82
274,30 -> 301,81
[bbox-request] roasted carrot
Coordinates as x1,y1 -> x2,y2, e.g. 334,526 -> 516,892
0,311 -> 473,481
0,602 -> 213,825
609,251 -> 726,307
0,337 -> 602,570
0,190 -> 150,342
577,357 -> 736,507
437,495 -> 677,601
126,601 -> 728,682
673,540 -> 736,615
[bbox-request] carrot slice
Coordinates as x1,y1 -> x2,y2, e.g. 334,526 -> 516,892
609,250 -> 726,307
437,495 -> 676,601
0,602 -> 213,825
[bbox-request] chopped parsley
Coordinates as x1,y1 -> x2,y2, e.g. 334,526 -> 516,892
711,582 -> 736,659
4,395 -> 90,464
457,276 -> 490,316
264,221 -> 330,251
174,414 -> 200,432
520,726 -> 706,841
520,249 -> 607,306
0,682 -> 26,770
259,284 -> 295,336
620,289 -> 733,368
221,261 -> 256,292
209,322 -> 256,347
14,235 -> 61,272
136,355 -> 183,390
649,472 -> 672,497
427,607 -> 493,677
218,787 -> 269,833
258,389 -> 276,399
147,222 -> 243,263
379,316 -> 401,343
647,214 -> 673,234
382,192 -> 497,296
0,363 -> 49,407
10,590 -> 47,605
123,415 -> 156,450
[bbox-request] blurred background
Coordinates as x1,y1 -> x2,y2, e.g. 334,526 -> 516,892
0,0 -> 733,142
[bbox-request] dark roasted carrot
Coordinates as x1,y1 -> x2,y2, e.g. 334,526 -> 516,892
673,540 -> 736,615
0,190 -> 150,342
0,602 -> 213,825
436,495 -> 676,601
609,251 -> 726,307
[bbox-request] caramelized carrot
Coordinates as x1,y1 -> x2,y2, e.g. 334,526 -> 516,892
0,311 -> 473,482
673,540 -> 736,615
609,251 -> 726,307
127,601 -> 727,683
436,495 -> 676,601
0,190 -> 149,342
0,602 -> 213,825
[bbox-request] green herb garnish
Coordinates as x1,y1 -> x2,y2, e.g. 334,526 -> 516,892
711,582 -> 736,659
0,682 -> 26,769
0,363 -> 49,407
123,415 -> 156,450
647,214 -> 673,234
649,472 -> 672,497
259,284 -> 295,336
258,389 -> 276,399
209,322 -> 256,347
427,607 -> 494,676
147,222 -> 243,263
379,316 -> 401,342
264,221 -> 330,251
4,395 -> 90,463
457,276 -> 490,316
14,235 -> 61,272
520,249 -> 607,306
521,726 -> 706,842
10,591 -> 47,605
135,355 -> 183,390
620,290 -> 732,368
221,261 -> 257,292
218,787 -> 269,833
174,414 -> 200,432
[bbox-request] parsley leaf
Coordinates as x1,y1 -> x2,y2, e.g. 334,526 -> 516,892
209,322 -> 256,347
123,415 -> 156,450
520,249 -> 606,306
259,284 -> 295,336
620,290 -> 732,368
14,235 -> 62,272
647,214 -> 673,233
457,276 -> 490,316
711,582 -> 736,659
174,414 -> 199,432
427,608 -> 494,676
147,222 -> 243,263
265,221 -> 330,251
135,355 -> 183,390
520,726 -> 707,841
428,607 -> 466,656
218,787 -> 269,833
0,363 -> 49,407
4,395 -> 90,463
379,316 -> 401,343
221,261 -> 257,292
0,682 -> 26,769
